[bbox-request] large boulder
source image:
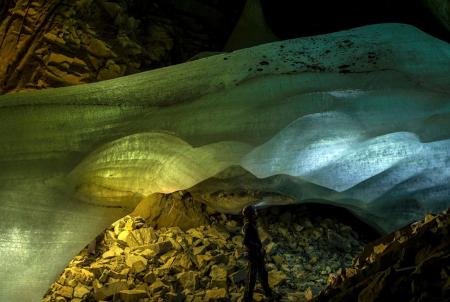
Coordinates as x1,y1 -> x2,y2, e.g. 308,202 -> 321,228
131,192 -> 209,231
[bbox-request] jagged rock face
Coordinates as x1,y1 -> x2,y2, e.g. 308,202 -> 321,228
130,192 -> 210,231
0,24 -> 449,301
315,210 -> 450,302
0,0 -> 244,93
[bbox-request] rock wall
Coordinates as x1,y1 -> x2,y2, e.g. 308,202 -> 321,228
0,0 -> 244,93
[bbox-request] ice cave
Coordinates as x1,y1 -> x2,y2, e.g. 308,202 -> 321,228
0,1 -> 449,301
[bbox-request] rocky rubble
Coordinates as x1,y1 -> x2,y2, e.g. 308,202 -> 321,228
43,204 -> 368,302
314,209 -> 450,302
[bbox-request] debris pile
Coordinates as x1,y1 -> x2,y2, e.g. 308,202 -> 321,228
315,209 -> 450,302
44,205 -> 368,302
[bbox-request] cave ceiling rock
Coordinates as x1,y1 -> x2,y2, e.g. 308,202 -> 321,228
0,23 -> 449,301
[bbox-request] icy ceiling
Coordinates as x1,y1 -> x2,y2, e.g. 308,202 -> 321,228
0,24 -> 449,301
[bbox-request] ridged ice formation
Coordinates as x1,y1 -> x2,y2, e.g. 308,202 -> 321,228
0,24 -> 449,301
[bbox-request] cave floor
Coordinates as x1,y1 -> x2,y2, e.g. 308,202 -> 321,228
43,205 -> 370,302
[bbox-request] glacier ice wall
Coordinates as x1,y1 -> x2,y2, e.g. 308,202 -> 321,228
70,132 -> 252,206
0,24 -> 449,301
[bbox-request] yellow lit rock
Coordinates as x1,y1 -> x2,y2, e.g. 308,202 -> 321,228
125,254 -> 147,273
373,243 -> 387,255
119,289 -> 148,302
268,270 -> 287,287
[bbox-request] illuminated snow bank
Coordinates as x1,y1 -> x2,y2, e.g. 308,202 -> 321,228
0,24 -> 449,301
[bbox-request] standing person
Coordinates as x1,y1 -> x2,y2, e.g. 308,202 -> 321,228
242,205 -> 274,301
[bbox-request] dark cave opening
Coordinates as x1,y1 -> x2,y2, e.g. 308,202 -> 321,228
260,0 -> 450,43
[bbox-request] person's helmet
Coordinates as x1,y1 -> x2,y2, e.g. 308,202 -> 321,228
242,205 -> 257,218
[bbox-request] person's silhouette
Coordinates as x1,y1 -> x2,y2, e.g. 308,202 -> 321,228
242,205 -> 273,301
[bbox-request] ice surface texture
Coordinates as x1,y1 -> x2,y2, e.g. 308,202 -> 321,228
0,24 -> 449,301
